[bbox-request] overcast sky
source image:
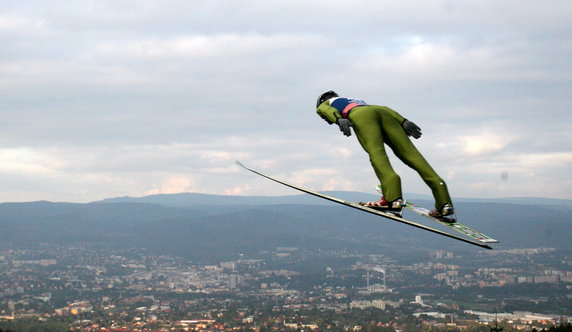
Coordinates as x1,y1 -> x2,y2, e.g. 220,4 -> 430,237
1,0 -> 571,203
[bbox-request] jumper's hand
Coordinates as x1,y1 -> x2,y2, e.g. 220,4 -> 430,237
403,120 -> 422,139
337,118 -> 352,137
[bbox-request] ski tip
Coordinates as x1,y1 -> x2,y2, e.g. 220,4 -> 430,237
235,160 -> 245,168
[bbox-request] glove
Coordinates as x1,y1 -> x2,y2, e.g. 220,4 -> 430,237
337,118 -> 352,137
402,119 -> 422,139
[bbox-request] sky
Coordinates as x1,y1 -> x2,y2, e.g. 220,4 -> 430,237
1,0 -> 571,203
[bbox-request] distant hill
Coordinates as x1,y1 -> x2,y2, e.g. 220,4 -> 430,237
96,191 -> 572,209
1,192 -> 570,263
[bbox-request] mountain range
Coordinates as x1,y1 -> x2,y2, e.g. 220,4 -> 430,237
1,192 -> 570,263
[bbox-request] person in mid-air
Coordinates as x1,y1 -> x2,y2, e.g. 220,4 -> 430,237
315,90 -> 455,221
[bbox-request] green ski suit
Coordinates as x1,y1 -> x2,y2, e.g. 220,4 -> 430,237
316,100 -> 452,211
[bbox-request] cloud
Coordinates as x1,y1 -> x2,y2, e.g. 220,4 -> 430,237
0,14 -> 45,32
223,185 -> 251,196
458,133 -> 512,157
95,34 -> 324,60
0,148 -> 65,174
146,176 -> 195,195
507,152 -> 572,172
0,0 -> 571,202
355,41 -> 561,83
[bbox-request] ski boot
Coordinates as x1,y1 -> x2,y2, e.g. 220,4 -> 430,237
429,203 -> 456,223
359,196 -> 405,217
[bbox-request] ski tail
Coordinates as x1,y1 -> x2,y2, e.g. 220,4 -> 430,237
406,201 -> 499,244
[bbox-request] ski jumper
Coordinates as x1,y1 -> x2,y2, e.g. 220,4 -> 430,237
316,98 -> 452,211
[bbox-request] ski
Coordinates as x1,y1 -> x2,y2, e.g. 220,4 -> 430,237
405,202 -> 499,243
236,161 -> 492,250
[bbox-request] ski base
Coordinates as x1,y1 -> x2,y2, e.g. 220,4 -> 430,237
405,202 -> 498,243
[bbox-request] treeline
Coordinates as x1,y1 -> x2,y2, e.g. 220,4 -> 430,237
0,319 -> 70,332
534,323 -> 572,332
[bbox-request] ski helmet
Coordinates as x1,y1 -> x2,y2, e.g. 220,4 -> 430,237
316,90 -> 339,108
